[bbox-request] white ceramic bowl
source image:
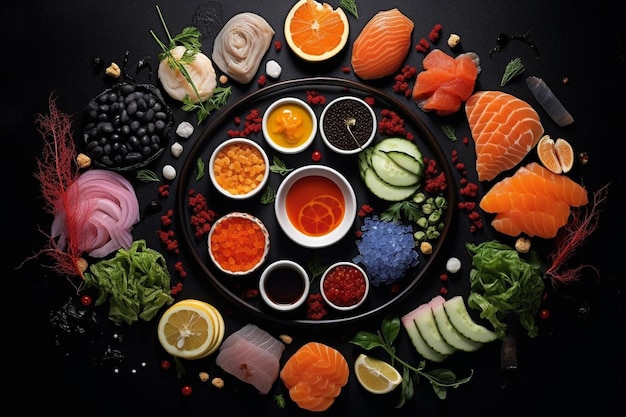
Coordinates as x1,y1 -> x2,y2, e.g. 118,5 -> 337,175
319,262 -> 369,311
209,138 -> 270,199
262,97 -> 317,154
208,212 -> 270,275
319,96 -> 377,155
274,165 -> 357,248
259,260 -> 310,312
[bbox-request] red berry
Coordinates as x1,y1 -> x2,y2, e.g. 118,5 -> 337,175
160,360 -> 171,370
311,150 -> 322,162
539,309 -> 551,320
80,295 -> 92,306
181,385 -> 193,396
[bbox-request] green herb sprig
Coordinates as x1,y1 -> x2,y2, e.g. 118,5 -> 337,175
351,315 -> 473,406
136,169 -> 160,183
340,0 -> 359,18
150,5 -> 231,124
269,156 -> 293,176
195,157 -> 206,180
260,186 -> 276,204
380,201 -> 423,223
500,57 -> 525,87
442,125 -> 457,141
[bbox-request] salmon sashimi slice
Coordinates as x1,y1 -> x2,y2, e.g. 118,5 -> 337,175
480,191 -> 571,227
466,91 -> 544,182
412,49 -> 480,116
280,342 -> 349,412
524,162 -> 588,206
492,210 -> 563,239
481,162 -> 589,238
351,8 -> 414,80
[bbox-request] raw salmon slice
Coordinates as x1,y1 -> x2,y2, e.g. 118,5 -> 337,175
412,49 -> 479,116
480,162 -> 589,238
466,91 -> 544,182
280,342 -> 349,412
351,8 -> 414,80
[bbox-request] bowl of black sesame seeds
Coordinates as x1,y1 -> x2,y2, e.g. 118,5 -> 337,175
319,96 -> 377,155
82,82 -> 173,171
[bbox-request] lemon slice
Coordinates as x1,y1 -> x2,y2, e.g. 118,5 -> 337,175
354,353 -> 402,394
157,299 -> 224,360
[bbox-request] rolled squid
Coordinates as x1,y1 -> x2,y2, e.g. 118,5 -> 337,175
212,12 -> 274,84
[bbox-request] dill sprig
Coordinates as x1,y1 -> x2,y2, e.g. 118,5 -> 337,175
136,169 -> 160,183
150,5 -> 231,124
500,57 -> 526,87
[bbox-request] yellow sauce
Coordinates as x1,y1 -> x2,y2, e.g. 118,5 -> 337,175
266,103 -> 314,148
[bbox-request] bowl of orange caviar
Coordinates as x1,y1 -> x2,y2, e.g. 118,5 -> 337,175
320,262 -> 369,311
208,212 -> 270,275
209,138 -> 269,199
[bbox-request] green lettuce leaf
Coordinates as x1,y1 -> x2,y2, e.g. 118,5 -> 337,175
466,240 -> 545,338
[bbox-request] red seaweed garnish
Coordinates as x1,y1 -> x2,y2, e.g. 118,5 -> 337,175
544,183 -> 610,287
21,94 -> 89,289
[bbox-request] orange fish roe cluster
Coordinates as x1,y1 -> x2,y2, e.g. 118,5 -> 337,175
210,216 -> 268,273
213,143 -> 266,195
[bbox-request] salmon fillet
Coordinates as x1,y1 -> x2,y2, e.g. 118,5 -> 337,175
466,91 -> 544,182
351,8 -> 414,80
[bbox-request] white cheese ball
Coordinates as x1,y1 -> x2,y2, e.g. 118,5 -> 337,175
162,164 -> 177,180
446,257 -> 461,274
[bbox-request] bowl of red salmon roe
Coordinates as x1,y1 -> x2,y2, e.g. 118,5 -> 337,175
208,212 -> 270,275
320,262 -> 369,311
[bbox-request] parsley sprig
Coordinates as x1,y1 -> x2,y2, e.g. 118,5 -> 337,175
351,315 -> 473,407
150,5 -> 231,124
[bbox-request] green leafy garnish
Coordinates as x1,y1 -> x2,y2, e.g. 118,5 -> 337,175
351,315 -> 473,406
466,240 -> 544,338
442,125 -> 457,141
195,157 -> 206,180
273,394 -> 286,408
380,201 -> 423,223
150,5 -> 231,124
308,256 -> 327,281
260,185 -> 276,204
500,57 -> 525,87
269,156 -> 293,176
83,240 -> 174,325
136,169 -> 160,183
340,0 -> 358,18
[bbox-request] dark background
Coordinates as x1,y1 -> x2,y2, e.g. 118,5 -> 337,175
2,1 -> 623,415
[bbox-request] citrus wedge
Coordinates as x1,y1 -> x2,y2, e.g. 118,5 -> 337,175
157,299 -> 224,360
284,0 -> 349,62
537,134 -> 562,174
554,137 -> 574,173
354,353 -> 402,394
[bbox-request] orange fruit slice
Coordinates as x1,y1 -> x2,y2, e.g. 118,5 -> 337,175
537,135 -> 575,174
284,0 -> 349,62
298,200 -> 337,235
312,194 -> 344,226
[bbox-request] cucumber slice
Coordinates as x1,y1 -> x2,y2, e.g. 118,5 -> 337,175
374,137 -> 424,163
381,150 -> 424,176
429,296 -> 482,352
443,296 -> 499,344
370,150 -> 420,187
361,167 -> 420,201
412,303 -> 456,355
401,314 -> 448,362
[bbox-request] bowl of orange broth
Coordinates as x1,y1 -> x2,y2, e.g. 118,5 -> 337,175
274,165 -> 357,248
